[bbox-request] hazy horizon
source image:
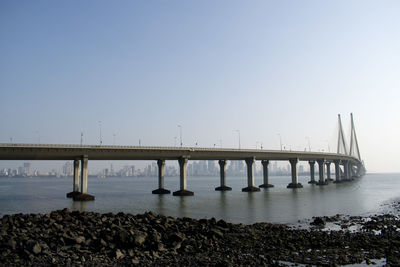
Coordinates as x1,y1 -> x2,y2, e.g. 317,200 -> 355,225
1,1 -> 400,172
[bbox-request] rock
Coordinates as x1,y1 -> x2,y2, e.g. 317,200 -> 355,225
75,236 -> 85,244
210,228 -> 224,238
168,232 -> 185,243
311,217 -> 326,226
32,243 -> 41,254
128,249 -> 134,256
115,249 -> 124,259
134,231 -> 147,246
100,239 -> 107,247
172,241 -> 181,250
118,229 -> 130,244
217,219 -> 229,229
7,238 -> 16,250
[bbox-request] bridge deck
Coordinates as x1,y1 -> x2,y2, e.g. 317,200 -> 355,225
0,144 -> 360,163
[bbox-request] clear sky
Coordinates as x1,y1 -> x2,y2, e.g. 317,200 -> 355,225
1,0 -> 399,172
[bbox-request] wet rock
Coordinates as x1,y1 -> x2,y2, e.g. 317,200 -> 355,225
311,217 -> 326,226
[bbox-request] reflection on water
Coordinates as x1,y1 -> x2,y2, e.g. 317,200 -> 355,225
72,200 -> 87,212
0,173 -> 399,224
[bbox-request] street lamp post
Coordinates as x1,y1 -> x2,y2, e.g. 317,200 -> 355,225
277,133 -> 282,151
35,131 -> 40,144
306,136 -> 311,151
326,140 -> 331,152
177,125 -> 182,147
98,121 -> 102,145
235,130 -> 241,149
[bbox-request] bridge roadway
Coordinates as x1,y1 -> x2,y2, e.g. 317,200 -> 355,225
0,144 -> 363,201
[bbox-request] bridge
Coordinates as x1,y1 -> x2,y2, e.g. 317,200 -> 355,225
0,114 -> 365,200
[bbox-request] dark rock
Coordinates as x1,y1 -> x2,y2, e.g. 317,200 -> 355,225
168,232 -> 185,243
7,238 -> 17,250
311,217 -> 326,226
75,236 -> 85,244
210,228 -> 224,238
217,219 -> 229,229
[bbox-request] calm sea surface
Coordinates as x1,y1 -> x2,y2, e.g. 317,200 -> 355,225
0,173 -> 398,224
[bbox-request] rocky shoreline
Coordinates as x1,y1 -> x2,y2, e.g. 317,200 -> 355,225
1,208 -> 399,266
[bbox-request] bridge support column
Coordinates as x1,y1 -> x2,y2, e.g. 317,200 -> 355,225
67,159 -> 81,198
333,160 -> 341,183
73,156 -> 95,201
349,162 -> 355,180
308,161 -> 316,184
259,160 -> 273,188
242,158 -> 260,192
216,160 -> 231,191
326,162 -> 332,181
349,162 -> 356,179
287,158 -> 303,188
316,159 -> 328,185
173,157 -> 193,196
152,160 -> 170,194
343,160 -> 350,181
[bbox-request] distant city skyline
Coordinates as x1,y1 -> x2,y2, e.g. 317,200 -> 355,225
1,1 -> 399,172
0,159 -> 310,178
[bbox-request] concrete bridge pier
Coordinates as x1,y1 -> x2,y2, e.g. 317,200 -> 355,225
316,159 -> 328,185
242,158 -> 260,192
259,160 -> 274,188
67,159 -> 81,198
350,163 -> 358,179
173,157 -> 194,196
73,156 -> 95,201
152,160 -> 171,194
308,161 -> 316,184
333,160 -> 341,183
326,162 -> 332,181
215,160 -> 232,191
343,160 -> 350,181
287,158 -> 303,188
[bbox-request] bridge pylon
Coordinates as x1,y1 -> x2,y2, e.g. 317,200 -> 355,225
349,113 -> 361,161
337,114 -> 348,155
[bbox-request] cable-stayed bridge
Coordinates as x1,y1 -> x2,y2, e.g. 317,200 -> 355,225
0,114 -> 365,200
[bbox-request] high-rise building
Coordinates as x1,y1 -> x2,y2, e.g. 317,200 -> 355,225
238,160 -> 244,174
208,160 -> 215,175
62,162 -> 73,176
299,165 -> 304,173
23,162 -> 31,175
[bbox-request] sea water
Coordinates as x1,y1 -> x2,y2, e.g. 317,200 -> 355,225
0,173 -> 398,224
